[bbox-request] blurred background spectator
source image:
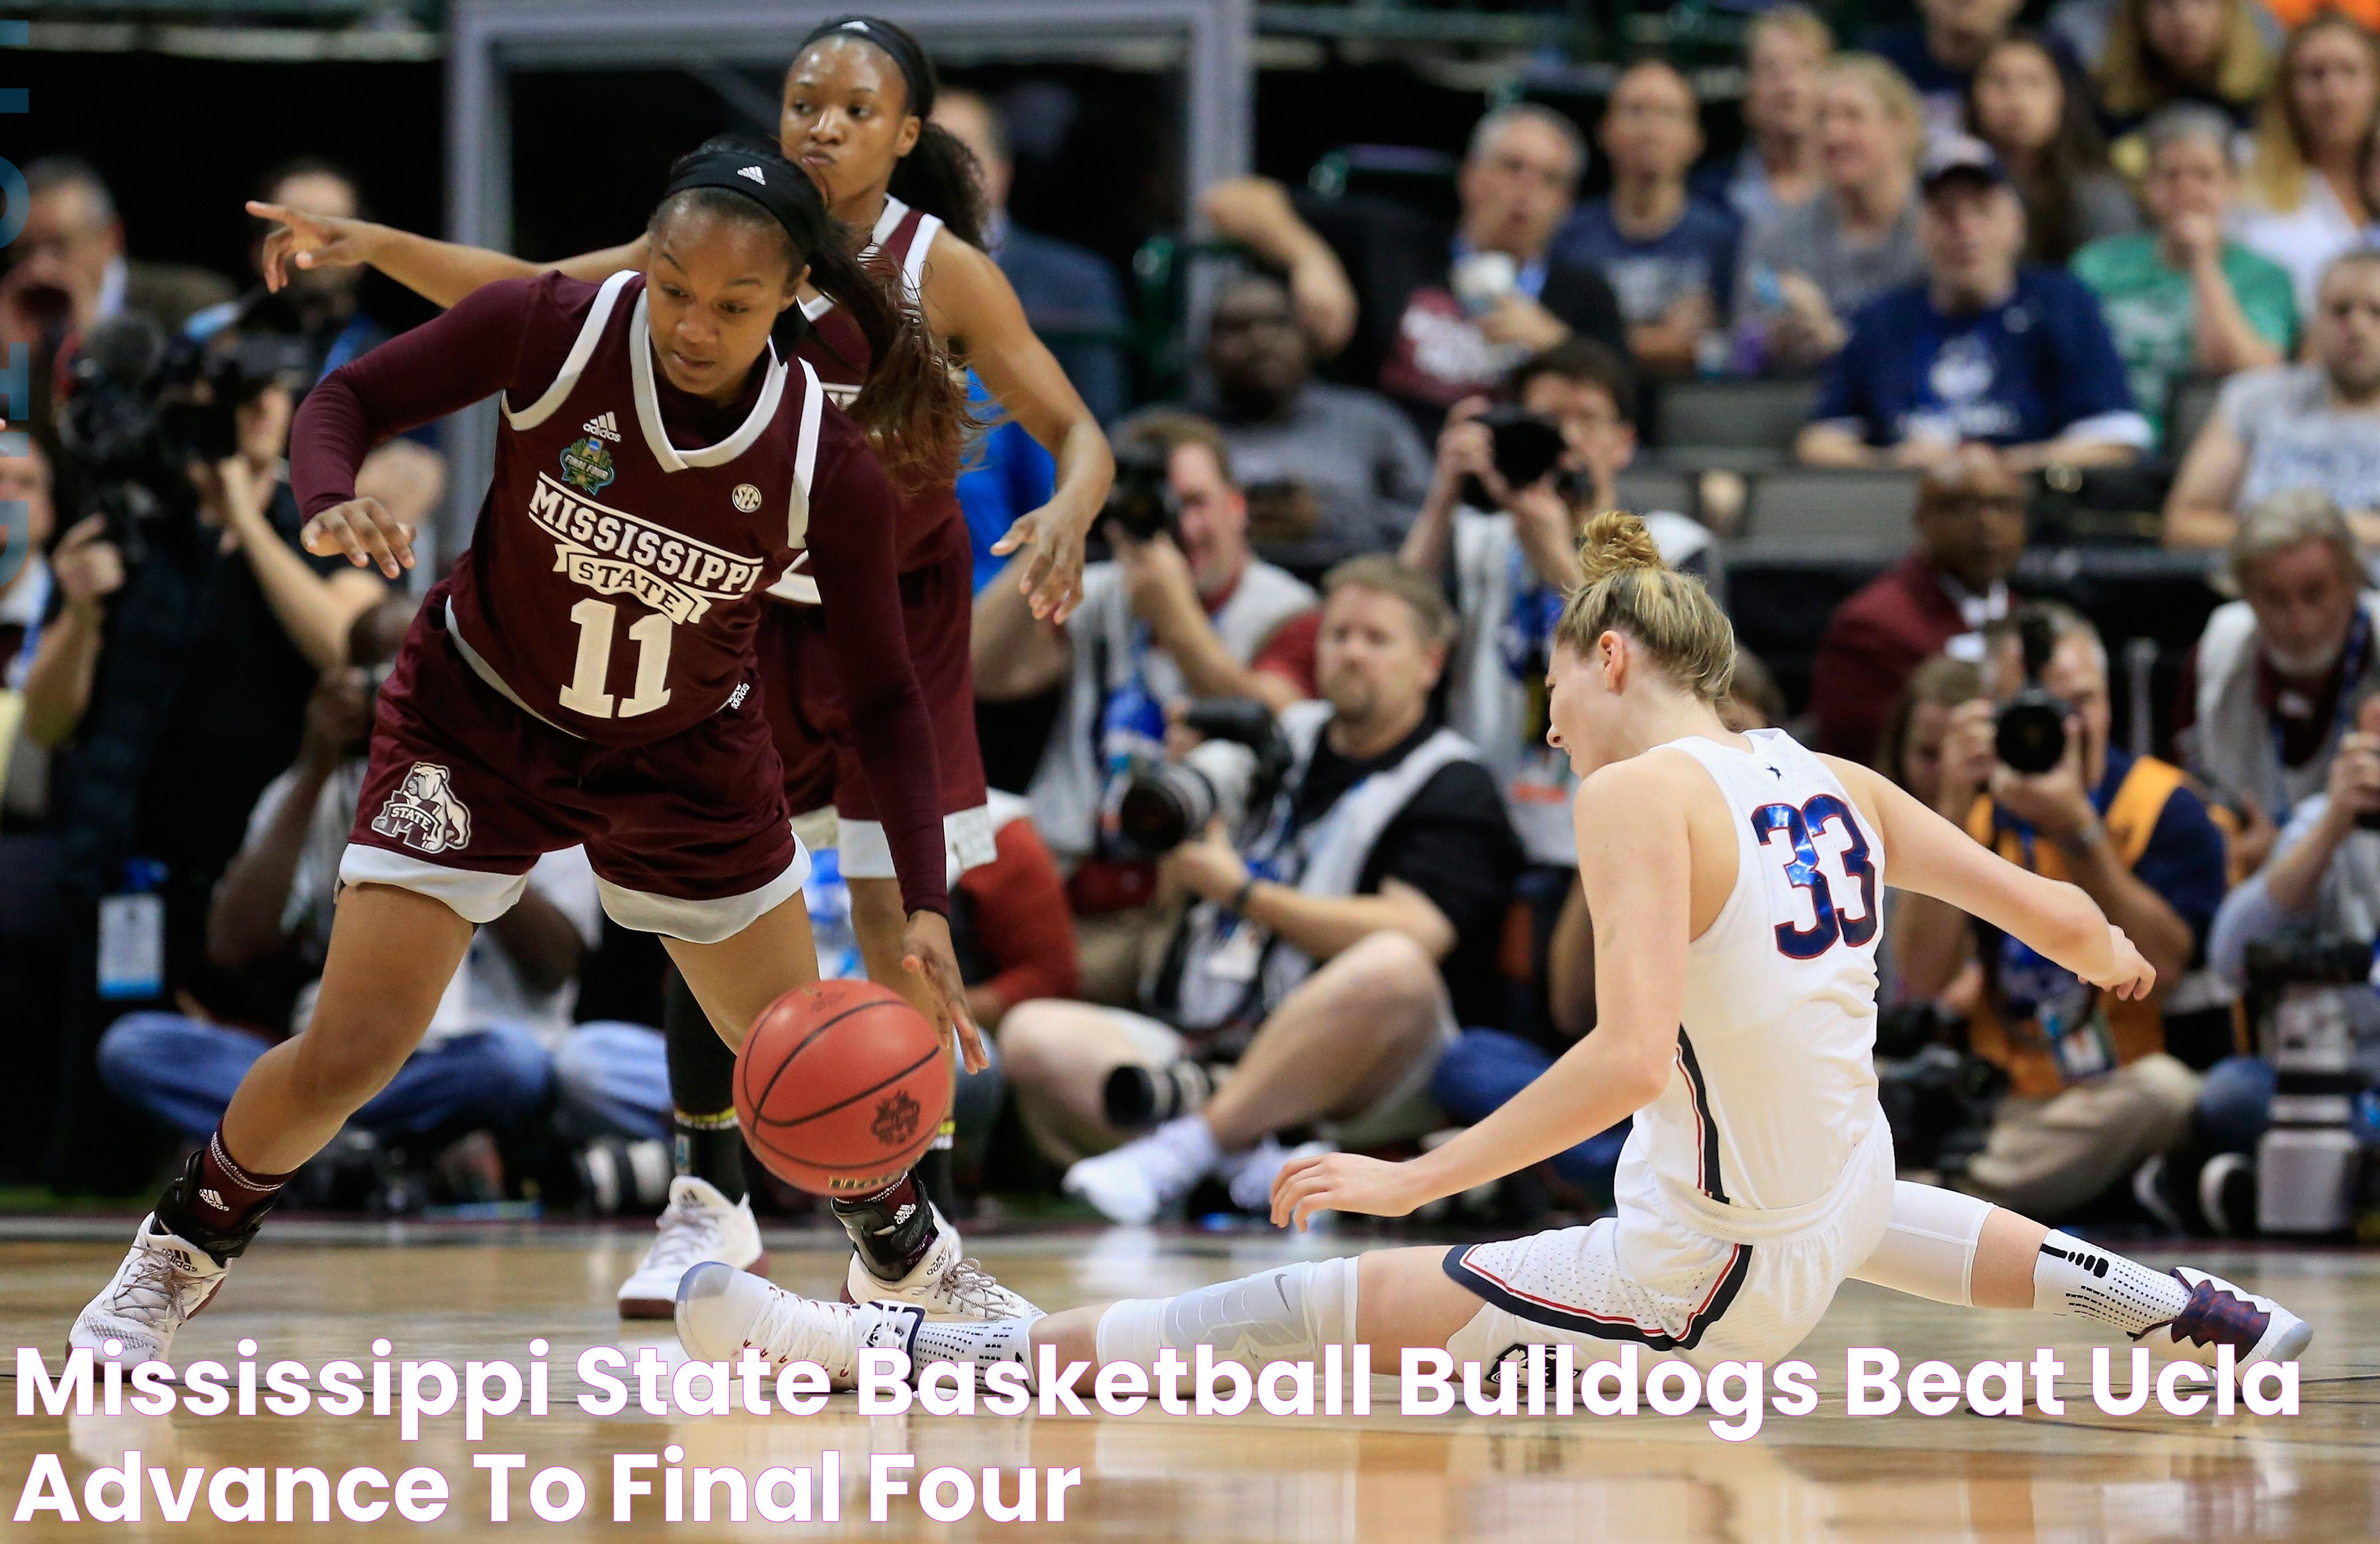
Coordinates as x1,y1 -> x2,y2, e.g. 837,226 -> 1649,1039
1206,104 -> 1630,435
2180,491 -> 2380,828
2238,14 -> 2380,315
2167,252 -> 2380,550
1811,447 -> 2025,761
1966,32 -> 2140,267
933,89 -> 1130,425
2092,0 -> 2272,150
1555,60 -> 1741,380
1124,272 -> 1431,571
1874,0 -> 2032,136
1698,6 -> 1834,229
1734,54 -> 1929,374
2074,104 -> 2296,455
1797,138 -> 2147,472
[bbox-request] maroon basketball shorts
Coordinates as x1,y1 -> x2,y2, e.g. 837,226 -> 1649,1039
762,528 -> 992,882
341,589 -> 808,944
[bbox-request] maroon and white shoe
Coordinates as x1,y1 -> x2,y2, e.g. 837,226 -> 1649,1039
841,1208 -> 1038,1322
2132,1267 -> 2313,1375
68,1214 -> 228,1368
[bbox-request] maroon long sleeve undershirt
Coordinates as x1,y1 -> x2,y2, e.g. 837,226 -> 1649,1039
291,275 -> 948,915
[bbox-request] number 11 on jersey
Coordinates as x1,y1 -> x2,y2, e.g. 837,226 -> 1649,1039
561,598 -> 674,719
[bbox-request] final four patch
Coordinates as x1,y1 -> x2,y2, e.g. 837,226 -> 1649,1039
560,434 -> 617,496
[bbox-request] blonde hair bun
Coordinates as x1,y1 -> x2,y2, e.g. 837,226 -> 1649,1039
1575,509 -> 1668,586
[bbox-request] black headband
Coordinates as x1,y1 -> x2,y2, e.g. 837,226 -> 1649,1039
658,147 -> 818,256
798,15 -> 935,116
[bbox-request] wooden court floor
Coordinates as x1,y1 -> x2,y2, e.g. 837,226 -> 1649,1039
1,1219 -> 2373,1542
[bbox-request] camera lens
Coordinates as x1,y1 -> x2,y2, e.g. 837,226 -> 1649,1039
1993,695 -> 2068,776
1114,762 -> 1219,858
1102,1060 -> 1216,1133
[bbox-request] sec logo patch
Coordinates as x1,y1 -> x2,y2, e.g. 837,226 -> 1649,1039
732,483 -> 762,513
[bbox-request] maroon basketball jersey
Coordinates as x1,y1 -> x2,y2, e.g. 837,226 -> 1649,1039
447,270 -> 828,746
794,195 -> 965,574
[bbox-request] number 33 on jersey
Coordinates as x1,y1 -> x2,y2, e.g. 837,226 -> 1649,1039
1750,794 -> 1878,959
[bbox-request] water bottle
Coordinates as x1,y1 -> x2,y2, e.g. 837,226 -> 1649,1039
805,846 -> 865,982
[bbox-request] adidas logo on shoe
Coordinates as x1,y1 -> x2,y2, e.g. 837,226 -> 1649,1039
582,412 -> 622,442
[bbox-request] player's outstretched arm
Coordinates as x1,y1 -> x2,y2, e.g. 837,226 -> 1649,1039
1830,758 -> 2155,1001
929,237 -> 1112,625
1273,759 -> 1687,1230
249,200 -> 646,310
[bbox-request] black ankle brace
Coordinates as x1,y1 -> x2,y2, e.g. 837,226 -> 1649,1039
154,1149 -> 279,1267
830,1171 -> 937,1281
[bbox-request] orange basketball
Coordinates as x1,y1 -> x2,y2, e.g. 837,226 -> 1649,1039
733,979 -> 952,1195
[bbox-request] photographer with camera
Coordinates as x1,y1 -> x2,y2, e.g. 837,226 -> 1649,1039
1895,602 -> 2228,1219
1404,339 -> 1712,873
999,559 -> 1521,1223
2162,689 -> 2380,1235
23,327 -> 388,1191
975,415 -> 1320,1004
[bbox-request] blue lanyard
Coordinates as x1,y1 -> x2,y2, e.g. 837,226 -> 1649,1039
1497,540 -> 1564,683
2269,608 -> 2370,826
3,564 -> 49,693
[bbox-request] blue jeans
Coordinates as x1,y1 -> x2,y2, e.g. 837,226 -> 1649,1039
1430,1029 -> 1629,1193
550,1021 -> 672,1142
97,1013 -> 553,1144
2194,1054 -> 2276,1154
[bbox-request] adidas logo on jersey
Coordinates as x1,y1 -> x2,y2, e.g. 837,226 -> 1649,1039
738,165 -> 768,185
581,412 -> 621,442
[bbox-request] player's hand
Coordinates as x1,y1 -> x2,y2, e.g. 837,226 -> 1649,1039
1270,1151 -> 1423,1231
991,497 -> 1090,624
302,496 -> 415,579
248,201 -> 382,293
2087,923 -> 2156,1002
900,909 -> 990,1075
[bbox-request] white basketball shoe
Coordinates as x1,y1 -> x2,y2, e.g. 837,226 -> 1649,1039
678,1262 -> 916,1388
616,1177 -> 766,1319
69,1214 -> 228,1367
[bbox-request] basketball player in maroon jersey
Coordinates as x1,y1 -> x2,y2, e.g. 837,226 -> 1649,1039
250,17 -> 1107,1323
67,145 -> 995,1366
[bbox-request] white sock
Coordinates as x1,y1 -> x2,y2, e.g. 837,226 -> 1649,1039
1152,1114 -> 1223,1172
2032,1232 -> 2189,1335
909,1318 -> 1038,1386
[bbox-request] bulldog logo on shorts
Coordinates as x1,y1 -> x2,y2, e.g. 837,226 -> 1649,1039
371,762 -> 474,854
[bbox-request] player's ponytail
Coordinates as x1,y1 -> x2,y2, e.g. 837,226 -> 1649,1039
1555,510 -> 1737,704
805,237 -> 968,492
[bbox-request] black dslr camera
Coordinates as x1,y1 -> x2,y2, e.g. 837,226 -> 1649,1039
1459,405 -> 1567,508
1102,439 -> 1178,544
1110,698 -> 1291,859
1994,610 -> 2071,776
54,313 -> 307,564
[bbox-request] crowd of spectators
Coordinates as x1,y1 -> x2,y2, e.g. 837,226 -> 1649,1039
9,5 -> 2380,1240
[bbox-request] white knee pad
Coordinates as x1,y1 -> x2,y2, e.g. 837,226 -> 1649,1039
1849,1181 -> 1993,1308
1095,1256 -> 1359,1367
